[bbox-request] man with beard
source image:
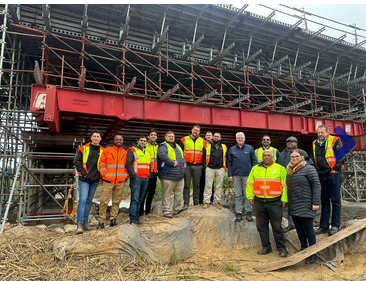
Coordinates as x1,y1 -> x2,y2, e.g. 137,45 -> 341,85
180,125 -> 206,208
158,131 -> 186,218
126,136 -> 151,224
312,125 -> 344,236
98,135 -> 129,229
140,129 -> 159,218
202,132 -> 227,210
199,131 -> 213,204
255,135 -> 279,163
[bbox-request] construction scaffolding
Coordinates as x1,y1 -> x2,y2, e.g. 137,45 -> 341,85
1,4 -> 366,225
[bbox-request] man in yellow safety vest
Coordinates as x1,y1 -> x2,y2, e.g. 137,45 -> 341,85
246,149 -> 288,258
139,129 -> 159,218
255,135 -> 279,163
312,125 -> 344,236
126,136 -> 151,224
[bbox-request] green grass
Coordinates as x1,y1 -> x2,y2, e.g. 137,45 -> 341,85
221,263 -> 239,275
170,247 -> 179,265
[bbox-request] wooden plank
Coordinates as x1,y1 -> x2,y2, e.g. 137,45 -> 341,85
254,218 -> 366,272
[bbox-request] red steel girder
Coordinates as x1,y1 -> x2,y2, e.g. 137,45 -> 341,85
30,85 -> 364,136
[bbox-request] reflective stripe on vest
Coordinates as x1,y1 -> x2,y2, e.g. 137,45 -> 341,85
255,147 -> 278,162
312,135 -> 344,171
246,163 -> 286,199
99,146 -> 129,184
130,147 -> 151,178
77,143 -> 104,177
146,142 -> 158,173
205,143 -> 227,169
181,136 -> 205,164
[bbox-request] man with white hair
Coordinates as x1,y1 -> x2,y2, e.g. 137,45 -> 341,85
227,132 -> 257,222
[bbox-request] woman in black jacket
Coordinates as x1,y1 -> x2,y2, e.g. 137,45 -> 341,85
286,149 -> 321,264
74,130 -> 104,234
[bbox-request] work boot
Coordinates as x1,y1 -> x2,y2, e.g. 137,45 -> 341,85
257,248 -> 272,255
328,226 -> 340,236
306,254 -> 317,264
83,221 -> 92,231
110,219 -> 119,227
202,203 -> 209,209
215,202 -> 222,210
279,250 -> 288,258
283,225 -> 296,233
163,214 -> 173,218
235,213 -> 242,222
314,226 -> 329,235
97,222 -> 105,229
76,223 -> 83,234
246,211 -> 253,222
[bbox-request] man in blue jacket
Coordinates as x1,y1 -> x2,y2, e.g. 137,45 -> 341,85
158,131 -> 186,218
227,132 -> 257,222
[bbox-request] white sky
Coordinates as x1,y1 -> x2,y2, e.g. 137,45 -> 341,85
230,3 -> 366,44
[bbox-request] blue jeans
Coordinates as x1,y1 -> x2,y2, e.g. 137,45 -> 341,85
319,172 -> 343,228
129,177 -> 149,223
77,181 -> 99,223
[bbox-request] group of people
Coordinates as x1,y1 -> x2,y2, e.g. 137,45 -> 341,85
74,124 -> 344,263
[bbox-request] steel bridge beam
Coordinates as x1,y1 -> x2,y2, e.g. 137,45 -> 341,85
30,85 -> 363,136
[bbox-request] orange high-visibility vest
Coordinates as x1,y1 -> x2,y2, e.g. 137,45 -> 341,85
312,135 -> 344,171
181,136 -> 206,164
76,143 -> 104,177
99,146 -> 129,184
146,141 -> 158,173
205,143 -> 227,169
246,162 -> 288,202
129,147 -> 151,178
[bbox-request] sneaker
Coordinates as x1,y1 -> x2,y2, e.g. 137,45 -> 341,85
328,226 -> 340,236
215,202 -> 222,210
279,250 -> 288,258
257,248 -> 272,255
246,211 -> 253,222
202,203 -> 209,209
235,213 -> 242,222
314,226 -> 329,235
283,225 -> 296,233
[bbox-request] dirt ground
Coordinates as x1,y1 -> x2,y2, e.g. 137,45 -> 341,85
2,200 -> 366,280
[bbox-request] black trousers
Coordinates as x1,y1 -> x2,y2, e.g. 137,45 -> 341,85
139,177 -> 157,216
292,216 -> 316,249
254,197 -> 286,251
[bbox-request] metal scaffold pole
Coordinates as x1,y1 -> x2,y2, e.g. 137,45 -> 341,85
0,157 -> 21,234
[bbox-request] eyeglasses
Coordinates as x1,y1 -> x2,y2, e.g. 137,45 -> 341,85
262,139 -> 270,141
139,140 -> 147,142
291,155 -> 300,158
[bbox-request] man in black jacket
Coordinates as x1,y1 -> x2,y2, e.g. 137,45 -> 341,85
312,125 -> 344,236
202,132 -> 227,210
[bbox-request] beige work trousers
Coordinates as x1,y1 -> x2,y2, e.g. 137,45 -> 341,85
161,178 -> 184,216
203,167 -> 225,204
98,181 -> 126,223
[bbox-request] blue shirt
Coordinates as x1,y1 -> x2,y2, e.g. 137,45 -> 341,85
227,144 -> 257,177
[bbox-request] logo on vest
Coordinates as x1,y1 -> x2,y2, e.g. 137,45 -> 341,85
271,169 -> 275,173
